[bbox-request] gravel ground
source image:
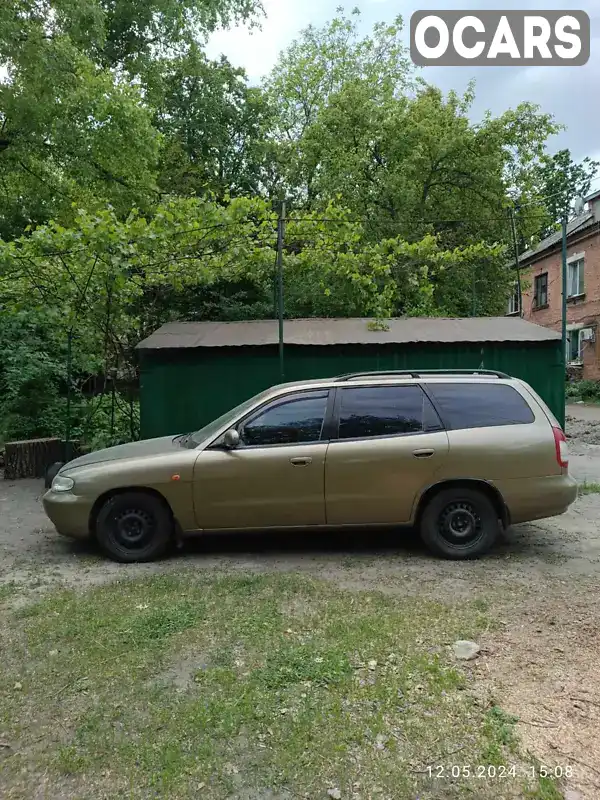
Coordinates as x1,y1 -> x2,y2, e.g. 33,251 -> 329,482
567,409 -> 600,484
2,418 -> 600,798
2,477 -> 600,594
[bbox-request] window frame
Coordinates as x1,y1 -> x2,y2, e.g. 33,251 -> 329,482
329,383 -> 444,444
566,256 -> 585,299
566,327 -> 584,364
507,282 -> 521,316
533,272 -> 548,309
222,389 -> 335,450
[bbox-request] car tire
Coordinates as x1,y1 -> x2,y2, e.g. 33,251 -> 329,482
420,487 -> 500,560
95,491 -> 173,563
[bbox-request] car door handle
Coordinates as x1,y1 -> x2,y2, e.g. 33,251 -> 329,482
413,448 -> 435,458
290,457 -> 312,466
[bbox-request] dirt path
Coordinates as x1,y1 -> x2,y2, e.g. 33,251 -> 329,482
478,588 -> 600,800
2,478 -> 600,596
567,403 -> 600,423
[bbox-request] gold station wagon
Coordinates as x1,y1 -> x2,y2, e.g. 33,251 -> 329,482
43,369 -> 577,563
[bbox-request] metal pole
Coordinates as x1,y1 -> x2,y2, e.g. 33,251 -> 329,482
561,214 -> 568,371
509,207 -> 523,316
65,329 -> 73,462
110,380 -> 116,443
277,200 -> 286,381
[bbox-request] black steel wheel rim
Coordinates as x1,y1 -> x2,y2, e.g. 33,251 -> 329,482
112,507 -> 155,550
437,500 -> 483,548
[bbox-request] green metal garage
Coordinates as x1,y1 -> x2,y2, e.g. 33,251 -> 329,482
136,317 -> 564,439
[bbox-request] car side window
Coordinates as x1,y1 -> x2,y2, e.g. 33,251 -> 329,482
337,385 -> 441,440
426,383 -> 535,430
241,392 -> 329,447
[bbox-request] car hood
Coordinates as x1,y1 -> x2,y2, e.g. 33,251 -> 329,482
61,436 -> 182,472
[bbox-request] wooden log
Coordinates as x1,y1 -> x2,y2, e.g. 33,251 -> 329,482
4,438 -> 65,480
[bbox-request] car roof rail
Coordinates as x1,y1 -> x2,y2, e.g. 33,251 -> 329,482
335,369 -> 511,381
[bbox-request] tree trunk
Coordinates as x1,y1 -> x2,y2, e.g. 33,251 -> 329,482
2,438 -> 86,480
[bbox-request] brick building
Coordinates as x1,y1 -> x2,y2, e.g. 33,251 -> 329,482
509,189 -> 600,380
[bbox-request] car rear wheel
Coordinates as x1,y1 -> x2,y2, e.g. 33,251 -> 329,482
420,487 -> 500,560
95,491 -> 173,563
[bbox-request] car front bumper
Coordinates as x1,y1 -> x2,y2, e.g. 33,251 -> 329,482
42,490 -> 93,540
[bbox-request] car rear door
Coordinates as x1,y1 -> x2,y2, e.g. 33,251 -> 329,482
192,390 -> 332,529
324,384 -> 449,525
424,380 -> 555,480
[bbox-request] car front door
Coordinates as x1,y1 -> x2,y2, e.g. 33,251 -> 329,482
192,390 -> 331,530
325,384 -> 449,525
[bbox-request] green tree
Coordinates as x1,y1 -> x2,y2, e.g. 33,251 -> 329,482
0,196 -> 511,443
264,10 -> 561,252
531,149 -> 599,238
147,46 -> 273,200
263,8 -> 412,205
0,0 -> 261,238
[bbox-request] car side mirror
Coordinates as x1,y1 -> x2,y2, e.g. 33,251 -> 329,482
223,429 -> 240,450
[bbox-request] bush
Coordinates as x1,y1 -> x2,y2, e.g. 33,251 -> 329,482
75,393 -> 140,450
566,380 -> 600,402
0,311 -> 138,449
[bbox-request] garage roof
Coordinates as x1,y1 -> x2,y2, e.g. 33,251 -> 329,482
137,317 -> 561,350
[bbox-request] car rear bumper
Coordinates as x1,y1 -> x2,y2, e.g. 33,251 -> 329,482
496,473 -> 578,525
42,490 -> 93,540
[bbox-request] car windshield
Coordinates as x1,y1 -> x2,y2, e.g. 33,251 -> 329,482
183,389 -> 273,448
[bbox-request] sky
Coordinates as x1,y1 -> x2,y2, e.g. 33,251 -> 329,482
205,0 -> 600,192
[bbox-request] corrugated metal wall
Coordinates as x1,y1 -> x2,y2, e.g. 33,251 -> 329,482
139,341 -> 565,439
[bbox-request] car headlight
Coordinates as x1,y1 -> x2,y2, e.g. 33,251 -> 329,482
51,475 -> 75,493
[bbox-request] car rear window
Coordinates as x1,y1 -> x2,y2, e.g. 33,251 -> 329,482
426,383 -> 535,430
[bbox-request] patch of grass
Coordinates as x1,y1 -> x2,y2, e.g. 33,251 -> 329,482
0,572 -> 561,799
578,481 -> 600,495
0,582 -> 20,602
526,775 -> 564,800
481,704 -> 519,764
522,758 -> 565,800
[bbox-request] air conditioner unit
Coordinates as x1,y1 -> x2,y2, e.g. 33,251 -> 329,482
580,328 -> 595,342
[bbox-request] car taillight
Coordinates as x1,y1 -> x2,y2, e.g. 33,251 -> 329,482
553,426 -> 569,469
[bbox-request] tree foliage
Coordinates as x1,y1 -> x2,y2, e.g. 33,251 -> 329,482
264,10 -> 563,250
148,46 -> 273,200
532,149 -> 600,238
0,4 -> 596,445
0,0 -> 261,238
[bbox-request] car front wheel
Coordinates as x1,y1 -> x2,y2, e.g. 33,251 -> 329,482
420,487 -> 500,560
95,491 -> 173,563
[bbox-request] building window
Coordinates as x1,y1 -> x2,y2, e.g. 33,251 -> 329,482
533,272 -> 548,308
567,329 -> 583,363
507,282 -> 520,315
567,327 -> 594,363
567,258 -> 585,298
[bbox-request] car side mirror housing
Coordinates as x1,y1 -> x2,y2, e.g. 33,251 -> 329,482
223,429 -> 240,450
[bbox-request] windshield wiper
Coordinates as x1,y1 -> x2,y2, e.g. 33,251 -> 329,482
175,432 -> 192,447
